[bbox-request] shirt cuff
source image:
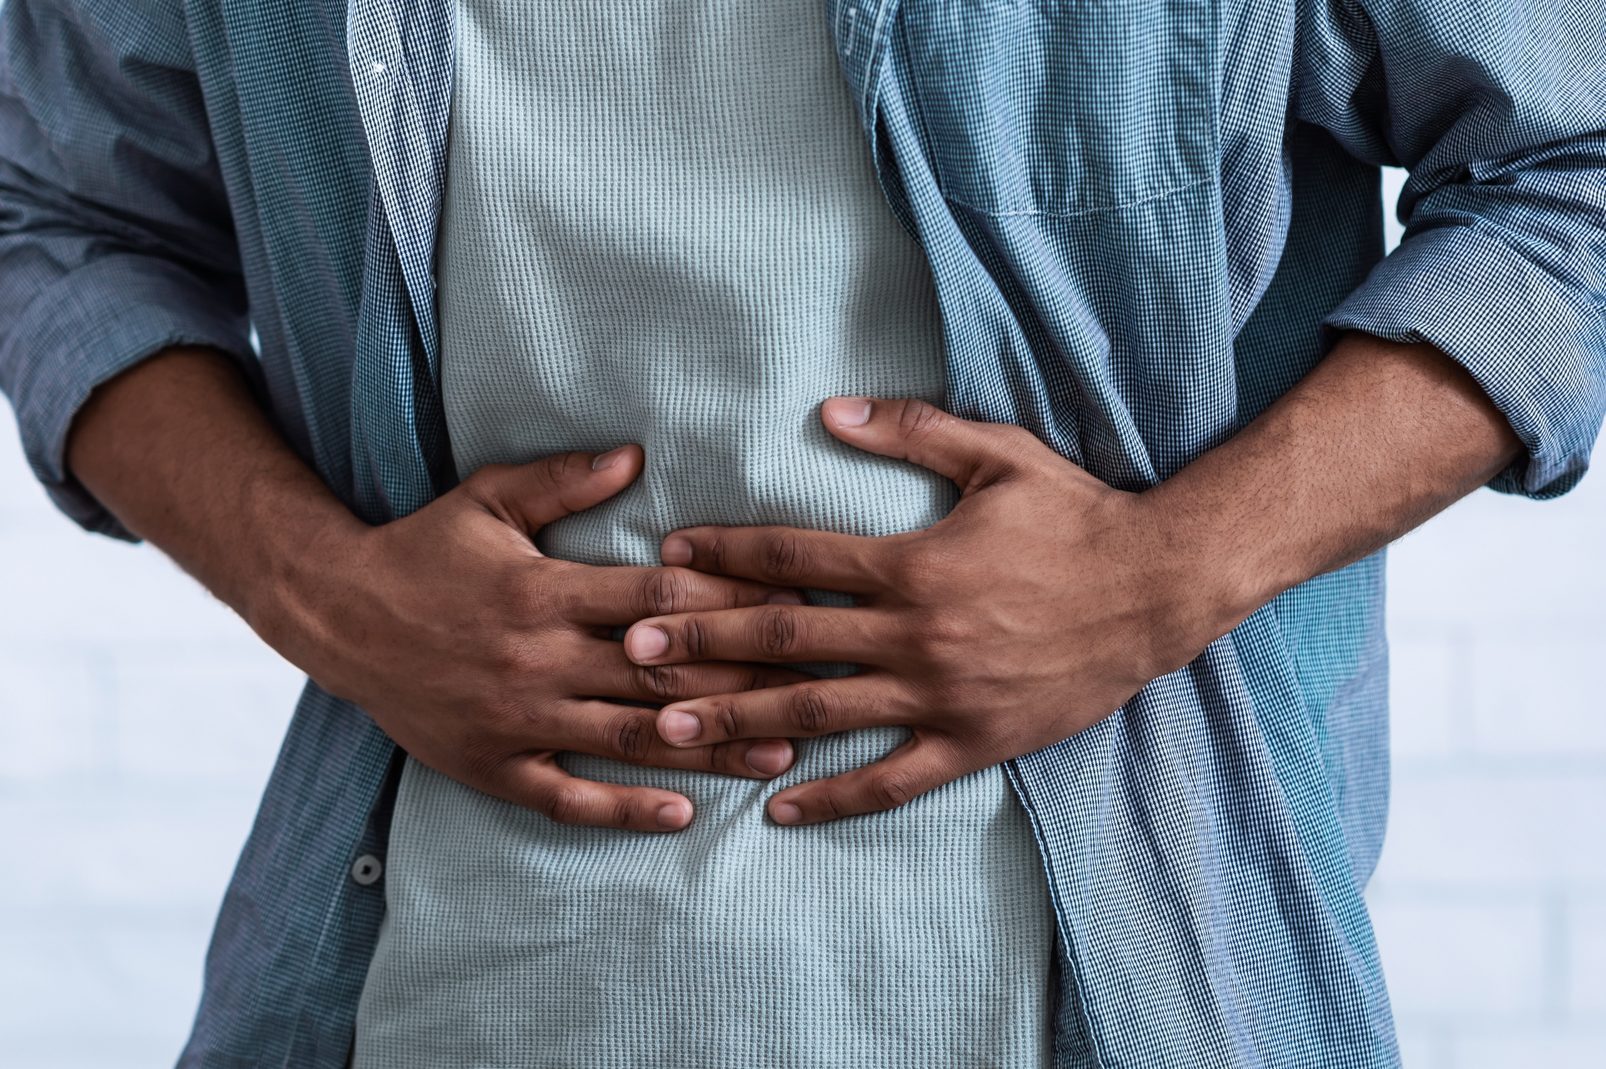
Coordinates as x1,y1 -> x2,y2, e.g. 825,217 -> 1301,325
1322,222 -> 1606,500
0,253 -> 254,540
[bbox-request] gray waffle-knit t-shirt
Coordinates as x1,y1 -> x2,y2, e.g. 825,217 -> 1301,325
351,2 -> 1056,1065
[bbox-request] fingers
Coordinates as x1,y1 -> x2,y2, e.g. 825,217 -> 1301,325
560,562 -> 804,626
493,724 -> 962,831
765,732 -> 962,826
658,525 -> 891,593
572,640 -> 814,704
461,444 -> 645,536
653,674 -> 910,745
623,604 -> 889,666
553,700 -> 797,780
496,754 -> 697,832
818,396 -> 1037,492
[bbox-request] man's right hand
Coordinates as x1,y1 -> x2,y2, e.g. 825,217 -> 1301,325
264,443 -> 806,832
65,349 -> 801,834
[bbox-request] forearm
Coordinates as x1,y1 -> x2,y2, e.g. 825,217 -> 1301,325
1151,330 -> 1523,641
64,346 -> 365,638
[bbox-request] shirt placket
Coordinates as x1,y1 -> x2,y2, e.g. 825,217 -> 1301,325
346,0 -> 455,373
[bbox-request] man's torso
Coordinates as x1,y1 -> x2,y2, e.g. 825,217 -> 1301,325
350,2 -> 1055,1064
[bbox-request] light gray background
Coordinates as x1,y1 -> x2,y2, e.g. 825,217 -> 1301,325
1,171 -> 1602,1067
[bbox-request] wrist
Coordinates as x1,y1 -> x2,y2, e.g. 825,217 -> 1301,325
235,480 -> 370,665
1128,483 -> 1272,670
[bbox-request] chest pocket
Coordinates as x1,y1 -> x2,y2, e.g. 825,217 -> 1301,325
896,0 -> 1216,217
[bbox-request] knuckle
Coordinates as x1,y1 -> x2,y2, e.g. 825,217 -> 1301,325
548,580 -> 587,623
610,795 -> 638,830
704,741 -> 735,773
504,577 -> 555,628
757,606 -> 799,658
711,698 -> 741,741
543,784 -> 589,826
910,611 -> 967,661
609,711 -> 652,761
461,462 -> 506,498
991,422 -> 1038,449
542,451 -> 586,484
890,537 -> 945,592
704,532 -> 729,575
932,611 -> 972,648
681,617 -> 712,660
635,663 -> 685,702
483,637 -> 528,682
788,684 -> 833,734
988,423 -> 1043,476
642,569 -> 691,617
498,571 -> 536,616
896,399 -> 945,441
870,770 -> 917,810
761,531 -> 810,583
478,688 -> 532,735
459,737 -> 508,785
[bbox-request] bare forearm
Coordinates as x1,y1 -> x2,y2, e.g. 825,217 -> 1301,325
64,347 -> 364,636
61,347 -> 803,824
1150,331 -> 1523,640
613,335 -> 1530,820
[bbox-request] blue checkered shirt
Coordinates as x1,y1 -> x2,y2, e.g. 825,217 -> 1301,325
2,1 -> 1603,1066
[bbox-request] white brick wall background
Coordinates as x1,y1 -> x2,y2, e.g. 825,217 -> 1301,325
1,172 -> 1601,1066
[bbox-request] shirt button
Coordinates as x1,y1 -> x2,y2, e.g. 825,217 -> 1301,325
350,854 -> 384,886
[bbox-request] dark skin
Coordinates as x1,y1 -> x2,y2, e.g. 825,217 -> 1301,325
66,348 -> 809,833
617,330 -> 1521,825
66,331 -> 1519,829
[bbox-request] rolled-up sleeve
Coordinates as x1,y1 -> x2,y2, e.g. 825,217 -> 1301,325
1299,0 -> 1606,498
0,1 -> 253,539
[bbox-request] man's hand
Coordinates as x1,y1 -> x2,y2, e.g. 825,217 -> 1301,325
65,349 -> 806,835
617,335 -> 1521,827
619,396 -> 1209,826
268,444 -> 808,832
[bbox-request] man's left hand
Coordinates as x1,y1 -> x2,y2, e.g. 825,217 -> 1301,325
621,396 -> 1225,826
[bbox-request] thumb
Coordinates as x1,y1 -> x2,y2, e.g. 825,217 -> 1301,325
820,397 -> 1022,492
465,444 -> 644,537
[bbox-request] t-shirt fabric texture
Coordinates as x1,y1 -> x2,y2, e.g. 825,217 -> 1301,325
350,1 -> 1058,1066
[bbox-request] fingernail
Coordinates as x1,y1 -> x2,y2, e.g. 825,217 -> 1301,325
765,590 -> 805,604
656,800 -> 691,830
660,536 -> 692,566
592,445 -> 631,471
659,709 -> 701,744
745,740 -> 793,775
771,800 -> 803,825
823,397 -> 872,428
626,625 -> 669,662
